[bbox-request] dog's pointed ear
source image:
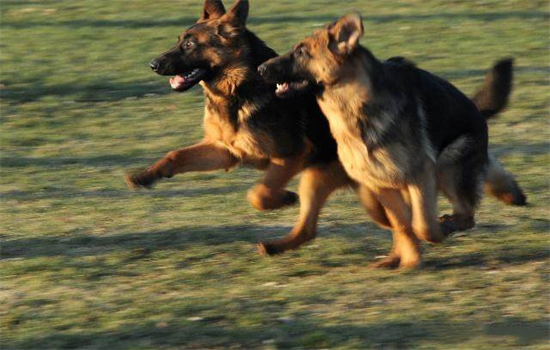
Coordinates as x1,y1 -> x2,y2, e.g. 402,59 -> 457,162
223,0 -> 249,27
201,0 -> 226,21
328,13 -> 364,55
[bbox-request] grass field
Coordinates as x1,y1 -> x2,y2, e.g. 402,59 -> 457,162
1,0 -> 549,349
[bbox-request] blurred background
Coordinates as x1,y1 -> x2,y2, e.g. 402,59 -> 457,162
1,0 -> 548,349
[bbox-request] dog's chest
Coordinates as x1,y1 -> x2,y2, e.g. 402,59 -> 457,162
317,95 -> 407,187
203,106 -> 273,161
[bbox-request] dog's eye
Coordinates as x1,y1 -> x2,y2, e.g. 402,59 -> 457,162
184,41 -> 195,50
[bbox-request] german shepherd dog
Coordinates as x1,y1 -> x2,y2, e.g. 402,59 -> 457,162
259,13 -> 525,268
126,1 -> 525,263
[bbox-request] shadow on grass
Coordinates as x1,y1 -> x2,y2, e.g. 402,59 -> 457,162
0,155 -> 158,168
2,218 -> 548,267
1,224 -> 298,260
425,248 -> 549,270
424,217 -> 549,270
0,220 -> 385,261
3,314 -> 548,349
0,185 -> 251,202
2,11 -> 548,29
0,79 -> 173,104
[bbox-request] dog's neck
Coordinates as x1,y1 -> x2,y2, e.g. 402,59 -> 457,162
325,46 -> 381,88
318,46 -> 386,109
316,47 -> 405,153
201,64 -> 272,130
201,29 -> 277,100
201,64 -> 255,97
200,30 -> 278,126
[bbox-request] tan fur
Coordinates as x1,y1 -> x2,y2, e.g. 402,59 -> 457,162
124,142 -> 238,187
258,161 -> 353,254
247,142 -> 311,211
294,20 -> 445,268
128,1 -> 352,254
408,167 -> 445,243
484,153 -> 526,206
367,187 -> 421,269
202,94 -> 277,161
357,185 -> 392,229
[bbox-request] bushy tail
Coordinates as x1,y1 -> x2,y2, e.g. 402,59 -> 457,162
474,58 -> 527,206
472,58 -> 514,120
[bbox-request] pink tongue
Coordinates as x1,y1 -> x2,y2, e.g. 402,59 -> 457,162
169,75 -> 185,89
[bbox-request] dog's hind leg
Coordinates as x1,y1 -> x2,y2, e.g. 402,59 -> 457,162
437,137 -> 486,235
125,141 -> 238,189
484,153 -> 527,206
258,161 -> 350,255
247,146 -> 311,211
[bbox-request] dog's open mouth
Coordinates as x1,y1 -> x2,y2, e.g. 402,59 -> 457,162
169,68 -> 208,92
274,80 -> 310,98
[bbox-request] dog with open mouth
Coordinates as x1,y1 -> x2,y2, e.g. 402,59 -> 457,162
126,1 -> 525,262
259,13 -> 525,268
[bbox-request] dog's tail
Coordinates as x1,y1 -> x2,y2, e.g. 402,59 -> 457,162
473,58 -> 527,206
472,58 -> 514,120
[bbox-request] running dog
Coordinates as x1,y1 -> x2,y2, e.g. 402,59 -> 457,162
259,13 -> 521,267
126,1 -> 525,262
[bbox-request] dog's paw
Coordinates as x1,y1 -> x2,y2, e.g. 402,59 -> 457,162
248,187 -> 298,211
257,242 -> 283,256
124,171 -> 157,190
439,214 -> 475,236
368,255 -> 401,269
281,190 -> 299,207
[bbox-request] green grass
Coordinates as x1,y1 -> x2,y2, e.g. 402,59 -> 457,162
1,0 -> 549,349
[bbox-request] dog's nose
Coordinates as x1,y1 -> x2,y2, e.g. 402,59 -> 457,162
149,59 -> 160,72
257,64 -> 267,77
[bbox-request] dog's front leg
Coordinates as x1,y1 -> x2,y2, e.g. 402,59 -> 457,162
408,165 -> 446,243
367,187 -> 421,269
125,140 -> 238,189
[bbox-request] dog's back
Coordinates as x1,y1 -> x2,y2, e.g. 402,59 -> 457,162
384,57 -> 488,156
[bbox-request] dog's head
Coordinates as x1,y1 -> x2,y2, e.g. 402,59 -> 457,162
258,13 -> 364,97
150,0 -> 251,92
